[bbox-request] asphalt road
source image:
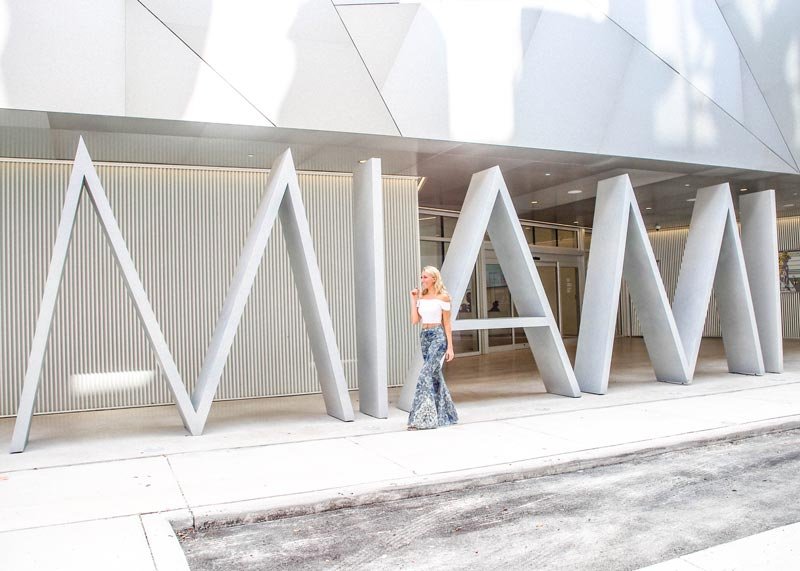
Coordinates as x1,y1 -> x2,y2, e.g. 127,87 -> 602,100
181,429 -> 800,570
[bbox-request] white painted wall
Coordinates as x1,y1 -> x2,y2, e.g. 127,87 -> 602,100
0,0 -> 798,173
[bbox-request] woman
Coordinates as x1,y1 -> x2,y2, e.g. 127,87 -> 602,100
407,266 -> 459,430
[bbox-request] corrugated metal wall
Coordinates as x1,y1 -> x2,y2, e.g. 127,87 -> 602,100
0,160 -> 420,417
623,217 -> 800,339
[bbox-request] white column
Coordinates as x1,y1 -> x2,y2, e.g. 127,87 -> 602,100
741,190 -> 783,373
352,159 -> 388,418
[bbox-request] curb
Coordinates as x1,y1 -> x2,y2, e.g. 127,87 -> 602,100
173,415 -> 800,535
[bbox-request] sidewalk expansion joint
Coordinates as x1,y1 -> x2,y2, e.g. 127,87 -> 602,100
164,455 -> 195,528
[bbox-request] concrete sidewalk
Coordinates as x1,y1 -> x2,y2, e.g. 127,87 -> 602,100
642,521 -> 800,570
2,341 -> 800,570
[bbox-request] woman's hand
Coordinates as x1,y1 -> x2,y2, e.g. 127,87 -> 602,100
445,347 -> 455,362
410,288 -> 419,299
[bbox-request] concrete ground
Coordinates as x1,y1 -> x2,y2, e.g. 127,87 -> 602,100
0,338 -> 799,570
180,429 -> 800,570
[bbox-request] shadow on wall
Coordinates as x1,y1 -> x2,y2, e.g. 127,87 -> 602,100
0,0 -> 212,125
278,0 -> 449,144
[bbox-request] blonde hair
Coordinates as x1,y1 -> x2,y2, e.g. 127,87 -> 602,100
421,266 -> 448,297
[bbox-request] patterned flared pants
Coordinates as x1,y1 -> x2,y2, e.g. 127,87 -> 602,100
407,325 -> 459,429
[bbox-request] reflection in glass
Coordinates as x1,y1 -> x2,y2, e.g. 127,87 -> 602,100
523,226 -> 535,245
442,216 -> 457,238
559,266 -> 581,336
557,229 -> 577,248
538,265 -> 559,325
420,240 -> 444,270
419,215 -> 442,237
534,227 -> 557,246
485,251 -> 514,348
513,302 -> 526,345
442,242 -> 479,354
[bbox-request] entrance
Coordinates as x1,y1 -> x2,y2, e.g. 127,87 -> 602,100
418,211 -> 585,357
481,249 -> 582,353
534,257 -> 582,337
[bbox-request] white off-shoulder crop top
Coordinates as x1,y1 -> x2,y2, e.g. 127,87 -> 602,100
416,298 -> 451,324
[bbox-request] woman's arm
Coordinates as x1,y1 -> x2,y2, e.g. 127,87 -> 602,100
441,295 -> 455,361
410,288 -> 421,324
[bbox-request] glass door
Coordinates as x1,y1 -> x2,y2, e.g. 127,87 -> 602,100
559,265 -> 581,336
483,247 -> 528,351
536,262 -> 559,325
534,258 -> 582,336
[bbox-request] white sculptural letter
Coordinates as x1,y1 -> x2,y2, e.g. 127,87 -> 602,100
191,149 -> 354,428
12,142 -> 355,453
399,166 -> 581,411
575,174 -> 765,395
10,138 -> 199,452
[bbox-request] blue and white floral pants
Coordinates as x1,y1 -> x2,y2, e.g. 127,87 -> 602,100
407,325 -> 459,429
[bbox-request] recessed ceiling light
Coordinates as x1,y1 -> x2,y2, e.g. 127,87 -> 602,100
645,207 -> 652,210
573,221 -> 579,224
545,173 -> 551,176
784,204 -> 795,208
247,154 -> 254,158
358,159 -> 367,164
530,201 -> 539,204
686,198 -> 696,202
740,188 -> 748,192
567,189 -> 583,194
684,184 -> 691,187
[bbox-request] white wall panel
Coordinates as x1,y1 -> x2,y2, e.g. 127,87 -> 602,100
0,0 -> 798,173
718,0 -> 800,168
336,4 -> 420,90
0,161 -> 419,417
600,43 -> 794,173
740,62 -> 795,168
124,0 -> 270,126
587,0 -> 795,169
0,0 -> 125,115
341,2 -> 452,140
340,0 -> 795,173
512,6 -> 633,154
141,0 -> 399,135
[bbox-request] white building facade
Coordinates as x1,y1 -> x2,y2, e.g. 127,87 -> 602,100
1,1 -> 799,425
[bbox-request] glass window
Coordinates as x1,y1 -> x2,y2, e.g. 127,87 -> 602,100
420,240 -> 445,269
443,242 -> 479,354
484,248 -> 515,349
559,267 -> 581,336
538,265 -> 559,324
583,230 -> 592,251
442,216 -> 458,238
523,226 -> 535,244
419,215 -> 442,237
534,227 -> 557,246
557,229 -> 577,248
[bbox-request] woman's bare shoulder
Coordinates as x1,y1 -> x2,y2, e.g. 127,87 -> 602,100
437,293 -> 451,302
